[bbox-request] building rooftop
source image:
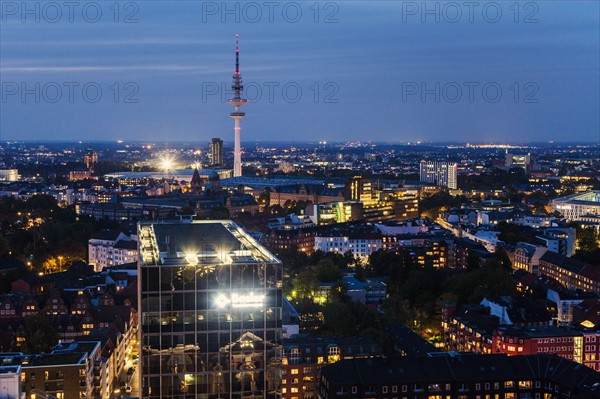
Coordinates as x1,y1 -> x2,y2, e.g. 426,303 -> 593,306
495,325 -> 583,338
53,341 -> 100,357
451,305 -> 500,336
320,354 -> 600,397
553,191 -> 600,205
320,275 -> 386,289
282,334 -> 379,350
0,365 -> 21,374
26,352 -> 88,367
90,229 -> 124,242
104,169 -> 232,180
0,341 -> 100,368
540,251 -> 600,282
139,220 -> 279,266
385,320 -> 440,356
0,352 -> 87,368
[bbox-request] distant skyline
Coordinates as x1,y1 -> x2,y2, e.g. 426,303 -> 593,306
1,1 -> 599,143
3,139 -> 598,146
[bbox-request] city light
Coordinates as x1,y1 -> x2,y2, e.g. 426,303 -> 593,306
2,5 -> 598,397
185,252 -> 198,266
158,154 -> 177,172
214,292 -> 265,309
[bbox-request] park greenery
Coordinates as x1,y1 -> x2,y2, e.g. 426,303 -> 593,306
19,314 -> 59,354
0,195 -> 123,273
278,246 -> 515,350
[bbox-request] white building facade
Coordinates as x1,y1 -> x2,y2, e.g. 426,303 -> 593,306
88,231 -> 138,272
552,191 -> 600,221
0,366 -> 21,399
314,236 -> 383,261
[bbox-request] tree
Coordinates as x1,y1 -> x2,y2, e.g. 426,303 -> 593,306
207,207 -> 230,219
276,246 -> 310,276
494,247 -> 512,271
20,314 -> 58,354
420,192 -> 467,219
573,248 -> 600,266
180,205 -> 196,215
268,204 -> 285,217
322,302 -> 354,336
444,260 -> 516,304
354,263 -> 366,281
367,250 -> 413,291
577,227 -> 599,252
328,280 -> 349,303
495,222 -> 535,245
293,298 -> 323,332
257,189 -> 270,210
533,203 -> 549,215
314,258 -> 342,282
292,270 -> 318,300
465,252 -> 481,271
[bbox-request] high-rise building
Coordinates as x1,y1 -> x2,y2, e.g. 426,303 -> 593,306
419,161 -> 458,189
345,176 -> 373,204
138,220 -> 283,398
84,147 -> 99,171
209,137 -> 224,166
228,34 -> 247,177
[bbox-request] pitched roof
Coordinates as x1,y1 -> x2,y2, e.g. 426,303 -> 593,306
540,252 -> 600,282
191,168 -> 202,185
91,229 -> 123,241
0,257 -> 26,271
113,240 -> 137,250
320,354 -> 600,396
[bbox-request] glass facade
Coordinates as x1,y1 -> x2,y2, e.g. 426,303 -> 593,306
138,221 -> 283,399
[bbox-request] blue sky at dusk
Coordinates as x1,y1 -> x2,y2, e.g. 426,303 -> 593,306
0,1 -> 598,143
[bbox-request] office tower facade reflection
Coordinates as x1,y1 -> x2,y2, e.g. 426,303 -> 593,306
138,220 -> 282,398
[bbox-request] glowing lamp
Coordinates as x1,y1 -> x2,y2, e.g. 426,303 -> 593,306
185,252 -> 198,266
214,292 -> 265,309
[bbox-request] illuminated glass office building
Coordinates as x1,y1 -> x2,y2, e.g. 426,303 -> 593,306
138,220 -> 283,398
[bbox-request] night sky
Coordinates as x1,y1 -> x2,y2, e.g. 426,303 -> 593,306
1,1 -> 598,143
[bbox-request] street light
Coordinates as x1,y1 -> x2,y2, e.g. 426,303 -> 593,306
58,256 -> 64,271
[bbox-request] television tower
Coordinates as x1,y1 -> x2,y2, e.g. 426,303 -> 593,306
228,34 -> 247,177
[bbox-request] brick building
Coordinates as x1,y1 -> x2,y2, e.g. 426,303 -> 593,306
539,252 -> 600,293
282,336 -> 381,399
318,353 -> 600,399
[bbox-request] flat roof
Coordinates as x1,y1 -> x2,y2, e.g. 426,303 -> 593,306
104,169 -> 232,180
139,220 -> 280,266
53,341 -> 100,357
27,352 -> 87,367
0,365 -> 21,374
496,325 -> 583,338
553,191 -> 600,206
320,354 -> 600,394
0,353 -> 87,368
